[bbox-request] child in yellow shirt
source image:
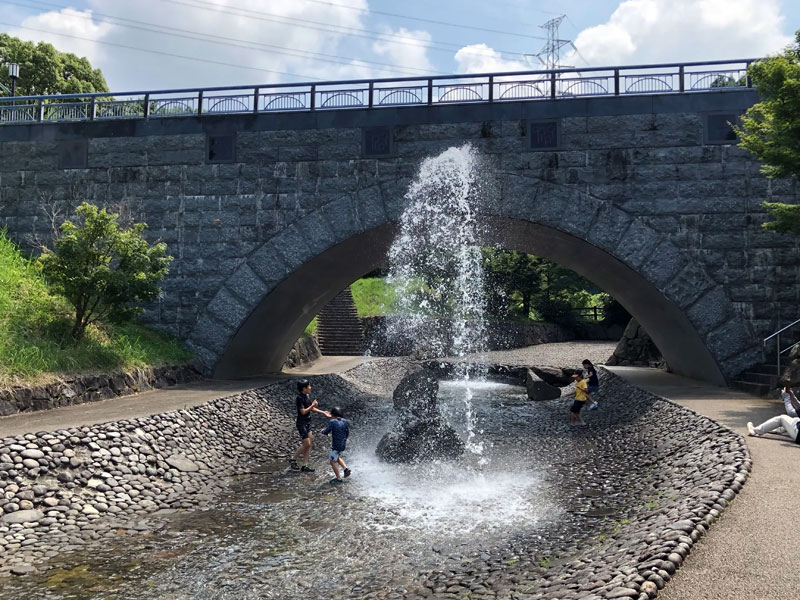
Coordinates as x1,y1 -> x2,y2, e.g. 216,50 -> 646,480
567,372 -> 592,427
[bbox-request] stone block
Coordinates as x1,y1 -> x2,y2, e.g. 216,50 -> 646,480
268,224 -> 314,271
354,185 -> 388,231
613,221 -> 662,269
379,178 -> 412,221
704,318 -> 757,362
188,315 -> 233,355
297,208 -> 338,255
663,262 -> 716,308
205,287 -> 252,330
638,240 -> 685,289
686,286 -> 735,336
525,369 -> 562,401
322,195 -> 364,240
587,206 -> 634,254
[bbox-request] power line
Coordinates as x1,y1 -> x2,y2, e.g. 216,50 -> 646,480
154,0 -> 533,60
0,21 -> 323,81
282,0 -> 549,41
10,0 -> 445,77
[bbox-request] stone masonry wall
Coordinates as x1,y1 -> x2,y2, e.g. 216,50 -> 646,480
0,364 -> 204,418
1,91 -> 798,379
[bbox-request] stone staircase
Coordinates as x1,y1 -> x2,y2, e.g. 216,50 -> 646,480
316,287 -> 365,356
732,362 -> 782,397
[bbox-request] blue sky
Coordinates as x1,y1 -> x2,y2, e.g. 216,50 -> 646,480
1,0 -> 798,90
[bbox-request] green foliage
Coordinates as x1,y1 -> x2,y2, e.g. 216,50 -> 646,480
735,31 -> 800,233
761,202 -> 800,235
481,248 -> 605,324
350,277 -> 398,317
0,33 -> 108,96
736,31 -> 800,180
38,203 -> 172,340
0,229 -> 192,387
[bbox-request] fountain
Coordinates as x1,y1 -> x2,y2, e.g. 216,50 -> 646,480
377,144 -> 489,460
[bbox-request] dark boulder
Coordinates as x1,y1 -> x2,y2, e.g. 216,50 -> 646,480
377,370 -> 464,463
525,369 -> 562,401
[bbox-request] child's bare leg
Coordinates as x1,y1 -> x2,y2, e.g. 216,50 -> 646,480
337,456 -> 347,470
330,460 -> 341,479
301,434 -> 313,464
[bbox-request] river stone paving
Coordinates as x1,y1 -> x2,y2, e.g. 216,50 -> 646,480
0,367 -> 748,600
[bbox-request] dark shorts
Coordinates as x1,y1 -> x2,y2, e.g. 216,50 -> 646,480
296,421 -> 312,440
588,385 -> 599,394
570,400 -> 586,414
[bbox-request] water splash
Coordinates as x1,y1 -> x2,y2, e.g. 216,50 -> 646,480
384,144 -> 489,452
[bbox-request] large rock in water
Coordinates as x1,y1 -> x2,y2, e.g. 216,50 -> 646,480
525,369 -> 562,401
376,370 -> 464,463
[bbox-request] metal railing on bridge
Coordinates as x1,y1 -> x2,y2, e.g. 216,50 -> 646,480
0,59 -> 755,126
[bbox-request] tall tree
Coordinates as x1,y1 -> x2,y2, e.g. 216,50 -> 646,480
735,30 -> 800,233
0,34 -> 108,96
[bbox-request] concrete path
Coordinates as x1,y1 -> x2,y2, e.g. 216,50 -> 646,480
0,356 -> 378,439
607,366 -> 800,600
0,377 -> 281,439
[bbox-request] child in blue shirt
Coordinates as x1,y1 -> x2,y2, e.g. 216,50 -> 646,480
321,406 -> 351,484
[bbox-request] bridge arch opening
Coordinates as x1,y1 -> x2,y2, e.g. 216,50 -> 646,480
211,217 -> 725,385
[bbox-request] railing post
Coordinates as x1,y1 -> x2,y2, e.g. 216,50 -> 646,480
550,71 -> 557,99
368,82 -> 374,108
488,76 -> 494,102
144,93 -> 150,118
746,61 -> 753,88
90,97 -> 96,120
197,90 -> 204,115
36,99 -> 43,122
253,87 -> 260,114
614,69 -> 620,95
679,65 -> 685,93
310,85 -> 316,111
428,79 -> 433,105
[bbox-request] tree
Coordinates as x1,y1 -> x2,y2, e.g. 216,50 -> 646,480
481,248 -> 602,324
38,203 -> 172,340
734,30 -> 800,233
0,34 -> 108,96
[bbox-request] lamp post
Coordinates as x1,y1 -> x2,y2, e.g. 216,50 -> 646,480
8,63 -> 19,97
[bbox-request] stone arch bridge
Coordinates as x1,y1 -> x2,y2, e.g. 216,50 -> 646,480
1,63 -> 798,385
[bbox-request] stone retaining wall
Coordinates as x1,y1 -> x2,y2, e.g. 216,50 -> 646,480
607,318 -> 665,368
363,316 -> 577,356
0,364 -> 204,418
282,335 -> 321,369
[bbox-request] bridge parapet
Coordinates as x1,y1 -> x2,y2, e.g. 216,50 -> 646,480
0,59 -> 753,126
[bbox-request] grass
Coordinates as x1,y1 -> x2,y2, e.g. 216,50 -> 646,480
0,229 -> 194,388
350,277 -> 397,317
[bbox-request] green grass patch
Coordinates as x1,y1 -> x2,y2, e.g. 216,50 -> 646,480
350,277 -> 397,317
0,229 -> 194,388
304,316 -> 317,336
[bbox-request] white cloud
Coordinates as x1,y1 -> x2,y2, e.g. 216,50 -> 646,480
453,44 -> 528,74
372,27 -> 434,76
6,0 -> 430,90
568,0 -> 793,66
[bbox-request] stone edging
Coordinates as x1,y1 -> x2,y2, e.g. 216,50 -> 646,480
546,368 -> 751,599
0,368 -> 751,595
0,364 -> 205,418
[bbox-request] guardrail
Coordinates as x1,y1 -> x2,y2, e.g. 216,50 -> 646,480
0,59 -> 755,125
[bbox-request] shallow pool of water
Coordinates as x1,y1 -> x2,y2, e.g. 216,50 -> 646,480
2,381 -> 613,600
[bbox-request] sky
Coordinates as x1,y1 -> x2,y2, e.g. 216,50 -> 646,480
1,0 -> 797,91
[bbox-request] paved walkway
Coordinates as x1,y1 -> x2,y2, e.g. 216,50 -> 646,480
607,366 -> 800,600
